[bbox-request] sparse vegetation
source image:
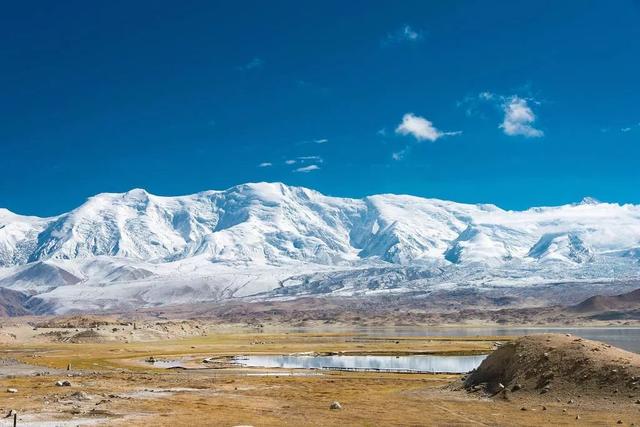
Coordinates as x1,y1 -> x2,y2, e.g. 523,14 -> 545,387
1,319 -> 640,425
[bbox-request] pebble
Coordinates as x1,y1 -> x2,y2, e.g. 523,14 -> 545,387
70,391 -> 91,401
6,388 -> 17,393
330,401 -> 342,410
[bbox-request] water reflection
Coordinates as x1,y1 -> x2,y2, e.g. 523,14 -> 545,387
233,354 -> 487,373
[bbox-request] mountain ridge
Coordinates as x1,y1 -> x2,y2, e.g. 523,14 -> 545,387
1,182 -> 639,313
2,182 -> 640,268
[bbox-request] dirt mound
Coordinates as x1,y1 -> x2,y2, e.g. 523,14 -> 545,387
34,315 -> 118,329
62,329 -> 107,343
462,334 -> 640,399
571,288 -> 640,313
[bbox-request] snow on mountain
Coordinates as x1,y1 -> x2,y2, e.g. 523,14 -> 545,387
0,208 -> 49,267
179,183 -> 364,264
29,188 -> 214,262
22,183 -> 365,266
527,232 -> 594,263
1,183 -> 639,313
444,224 -> 532,264
0,261 -> 81,293
353,195 -> 494,263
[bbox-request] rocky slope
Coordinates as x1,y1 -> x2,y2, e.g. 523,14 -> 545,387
462,334 -> 640,400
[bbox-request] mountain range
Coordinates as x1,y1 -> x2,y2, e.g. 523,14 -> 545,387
1,182 -> 639,313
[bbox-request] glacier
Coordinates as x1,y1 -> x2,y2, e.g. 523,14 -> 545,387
1,182 -> 639,313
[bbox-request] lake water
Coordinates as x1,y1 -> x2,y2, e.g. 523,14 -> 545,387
151,360 -> 185,369
346,327 -> 640,353
233,354 -> 487,373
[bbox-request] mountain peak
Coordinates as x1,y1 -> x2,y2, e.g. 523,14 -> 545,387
125,188 -> 149,196
1,183 -> 640,313
579,196 -> 601,205
1,183 -> 639,269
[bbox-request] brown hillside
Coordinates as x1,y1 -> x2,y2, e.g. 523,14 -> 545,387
0,287 -> 33,317
463,334 -> 640,399
571,288 -> 640,313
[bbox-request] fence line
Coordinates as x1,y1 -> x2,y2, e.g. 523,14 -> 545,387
320,366 -> 454,374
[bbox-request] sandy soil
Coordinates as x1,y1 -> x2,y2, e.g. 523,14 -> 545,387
462,334 -> 640,397
1,321 -> 639,426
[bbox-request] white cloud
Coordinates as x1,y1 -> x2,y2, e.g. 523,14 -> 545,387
620,122 -> 640,132
285,159 -> 297,165
479,91 -> 495,101
395,113 -> 461,142
297,138 -> 328,146
258,162 -> 272,168
383,25 -> 423,45
294,164 -> 320,173
458,91 -> 546,137
399,25 -> 421,41
500,96 -> 543,138
238,57 -> 263,71
297,155 -> 323,163
392,148 -> 408,161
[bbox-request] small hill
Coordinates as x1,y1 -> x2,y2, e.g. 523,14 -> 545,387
570,288 -> 640,313
0,287 -> 34,316
61,328 -> 108,343
463,334 -> 640,398
33,315 -> 118,329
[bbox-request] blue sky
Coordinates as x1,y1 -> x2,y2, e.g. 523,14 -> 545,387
2,1 -> 639,216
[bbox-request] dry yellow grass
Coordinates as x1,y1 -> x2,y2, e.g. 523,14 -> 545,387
1,329 -> 638,426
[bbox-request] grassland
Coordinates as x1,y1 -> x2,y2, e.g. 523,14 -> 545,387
1,325 -> 638,426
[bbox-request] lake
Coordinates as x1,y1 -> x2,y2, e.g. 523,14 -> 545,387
344,327 -> 640,353
233,354 -> 488,373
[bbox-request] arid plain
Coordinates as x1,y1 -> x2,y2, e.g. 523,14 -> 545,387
2,311 -> 640,426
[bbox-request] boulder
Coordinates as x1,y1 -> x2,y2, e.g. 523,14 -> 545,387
330,401 -> 342,410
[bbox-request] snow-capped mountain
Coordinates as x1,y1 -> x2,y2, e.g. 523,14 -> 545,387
1,183 -> 639,313
0,208 -> 49,267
